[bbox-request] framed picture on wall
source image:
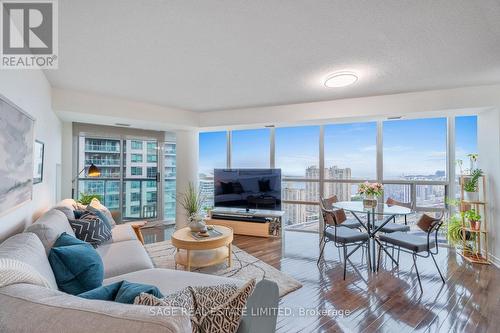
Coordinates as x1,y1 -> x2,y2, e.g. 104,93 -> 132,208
0,94 -> 35,217
33,140 -> 45,184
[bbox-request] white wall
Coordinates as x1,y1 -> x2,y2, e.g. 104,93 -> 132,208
478,110 -> 500,267
0,70 -> 62,240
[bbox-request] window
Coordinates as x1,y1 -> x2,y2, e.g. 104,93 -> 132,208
231,129 -> 270,168
199,131 -> 227,208
131,154 -> 143,162
199,131 -> 227,177
131,167 -> 142,176
455,115 -> 478,175
275,126 -> 319,178
324,122 -> 376,180
147,154 -> 157,162
131,140 -> 143,150
383,118 -> 447,180
147,167 -> 157,178
131,192 -> 141,202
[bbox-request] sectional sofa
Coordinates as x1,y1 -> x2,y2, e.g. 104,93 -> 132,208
0,199 -> 279,332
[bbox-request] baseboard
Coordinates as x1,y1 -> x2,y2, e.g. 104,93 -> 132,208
488,252 -> 500,268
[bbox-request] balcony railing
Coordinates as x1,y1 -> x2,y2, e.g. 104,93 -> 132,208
86,159 -> 121,166
85,144 -> 120,153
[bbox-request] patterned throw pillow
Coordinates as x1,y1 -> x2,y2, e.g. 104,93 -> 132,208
134,279 -> 256,333
69,211 -> 112,247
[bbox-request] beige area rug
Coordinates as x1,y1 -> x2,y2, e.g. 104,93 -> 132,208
144,240 -> 302,297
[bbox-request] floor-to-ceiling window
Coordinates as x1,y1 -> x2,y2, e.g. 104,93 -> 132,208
455,115 -> 478,198
231,129 -> 270,168
198,113 -> 478,232
276,126 -> 320,231
199,131 -> 227,209
77,126 -> 176,223
383,118 -> 448,210
324,122 -> 377,203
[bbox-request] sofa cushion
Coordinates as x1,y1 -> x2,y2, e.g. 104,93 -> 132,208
0,283 -> 192,333
53,198 -> 80,220
25,209 -> 75,254
78,280 -> 163,304
104,268 -> 244,295
97,240 -> 153,279
86,205 -> 113,230
111,224 -> 138,243
89,198 -> 117,227
48,233 -> 104,295
69,211 -> 112,247
0,233 -> 58,290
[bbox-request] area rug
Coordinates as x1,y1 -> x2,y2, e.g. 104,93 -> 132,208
144,240 -> 302,297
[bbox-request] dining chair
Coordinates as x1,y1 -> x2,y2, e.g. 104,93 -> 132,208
386,197 -> 413,225
318,200 -> 370,280
376,213 -> 446,293
321,196 -> 363,230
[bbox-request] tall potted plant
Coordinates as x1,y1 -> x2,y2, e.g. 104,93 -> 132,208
463,169 -> 482,202
179,182 -> 206,232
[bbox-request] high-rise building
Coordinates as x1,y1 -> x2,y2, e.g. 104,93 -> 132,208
78,136 -> 177,221
305,165 -> 352,201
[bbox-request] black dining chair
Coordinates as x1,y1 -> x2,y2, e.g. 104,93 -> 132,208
376,213 -> 446,293
318,199 -> 371,280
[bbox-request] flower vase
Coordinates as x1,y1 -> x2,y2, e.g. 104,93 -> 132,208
363,195 -> 377,209
188,214 -> 207,232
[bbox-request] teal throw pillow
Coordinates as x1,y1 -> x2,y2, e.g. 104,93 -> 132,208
78,280 -> 163,304
48,233 -> 104,295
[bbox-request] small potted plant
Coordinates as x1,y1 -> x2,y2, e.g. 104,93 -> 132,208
358,182 -> 383,208
467,153 -> 478,173
78,193 -> 103,205
464,209 -> 481,231
179,182 -> 206,232
463,168 -> 482,202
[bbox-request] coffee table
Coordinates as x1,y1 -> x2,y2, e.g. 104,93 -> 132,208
171,225 -> 233,271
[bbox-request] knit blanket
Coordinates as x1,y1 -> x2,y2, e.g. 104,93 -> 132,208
0,257 -> 52,289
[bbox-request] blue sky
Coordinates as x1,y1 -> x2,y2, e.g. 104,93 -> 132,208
199,116 -> 477,178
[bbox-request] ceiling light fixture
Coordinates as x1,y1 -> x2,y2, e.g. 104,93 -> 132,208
324,71 -> 358,88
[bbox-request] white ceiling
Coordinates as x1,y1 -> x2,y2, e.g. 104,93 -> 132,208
46,0 -> 500,112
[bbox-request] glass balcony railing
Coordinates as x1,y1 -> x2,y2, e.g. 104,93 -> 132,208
87,159 -> 121,166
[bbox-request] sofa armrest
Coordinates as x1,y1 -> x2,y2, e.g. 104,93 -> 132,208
237,279 -> 279,333
0,284 -> 191,333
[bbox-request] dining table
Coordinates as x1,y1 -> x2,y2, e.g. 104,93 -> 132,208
332,201 -> 413,272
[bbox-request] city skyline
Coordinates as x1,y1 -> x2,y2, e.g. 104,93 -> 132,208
199,116 -> 477,179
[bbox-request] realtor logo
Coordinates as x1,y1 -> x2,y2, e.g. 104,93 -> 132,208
1,0 -> 58,69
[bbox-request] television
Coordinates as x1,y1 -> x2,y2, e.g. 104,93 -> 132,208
214,169 -> 281,211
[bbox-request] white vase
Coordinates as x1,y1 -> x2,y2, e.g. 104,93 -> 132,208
464,191 -> 479,202
188,214 -> 207,232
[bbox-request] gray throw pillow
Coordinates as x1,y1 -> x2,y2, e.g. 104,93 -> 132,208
69,211 -> 112,247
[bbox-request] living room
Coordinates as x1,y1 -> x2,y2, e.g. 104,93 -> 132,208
1,1 -> 500,332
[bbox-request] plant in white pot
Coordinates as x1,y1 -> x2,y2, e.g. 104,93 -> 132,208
179,182 -> 207,232
463,169 -> 482,202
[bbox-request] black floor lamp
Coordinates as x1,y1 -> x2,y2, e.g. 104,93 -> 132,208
71,163 -> 101,199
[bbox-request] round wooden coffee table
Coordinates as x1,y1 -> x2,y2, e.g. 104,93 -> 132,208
171,225 -> 233,271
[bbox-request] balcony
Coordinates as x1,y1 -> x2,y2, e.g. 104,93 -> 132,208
85,144 -> 120,153
87,159 -> 120,167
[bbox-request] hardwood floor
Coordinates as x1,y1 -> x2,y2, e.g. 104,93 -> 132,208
232,231 -> 500,333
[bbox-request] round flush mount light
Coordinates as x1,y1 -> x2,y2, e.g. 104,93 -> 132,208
324,72 -> 358,88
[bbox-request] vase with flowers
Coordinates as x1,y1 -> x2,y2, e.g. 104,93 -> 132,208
358,182 -> 384,208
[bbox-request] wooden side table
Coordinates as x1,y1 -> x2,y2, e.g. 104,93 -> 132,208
171,226 -> 233,271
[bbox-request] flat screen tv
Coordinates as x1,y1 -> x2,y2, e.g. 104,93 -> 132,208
214,169 -> 281,211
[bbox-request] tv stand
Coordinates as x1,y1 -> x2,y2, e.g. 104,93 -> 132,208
208,207 -> 284,238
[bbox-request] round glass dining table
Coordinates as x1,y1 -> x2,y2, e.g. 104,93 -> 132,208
332,201 -> 413,272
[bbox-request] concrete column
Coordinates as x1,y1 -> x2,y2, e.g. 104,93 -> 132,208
175,130 -> 199,229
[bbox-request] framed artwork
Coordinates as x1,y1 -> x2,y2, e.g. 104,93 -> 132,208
33,140 -> 45,184
0,94 -> 35,217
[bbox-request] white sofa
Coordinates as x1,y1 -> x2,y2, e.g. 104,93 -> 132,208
0,200 -> 279,333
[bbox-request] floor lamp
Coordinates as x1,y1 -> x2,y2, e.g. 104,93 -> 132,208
71,163 -> 101,199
